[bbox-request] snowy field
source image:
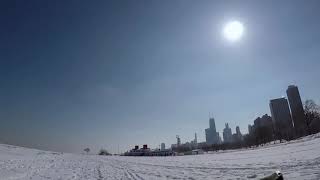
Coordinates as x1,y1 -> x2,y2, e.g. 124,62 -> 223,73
1,134 -> 320,180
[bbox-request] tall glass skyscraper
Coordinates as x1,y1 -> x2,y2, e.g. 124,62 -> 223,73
269,98 -> 294,140
223,123 -> 233,143
205,117 -> 221,145
287,85 -> 307,137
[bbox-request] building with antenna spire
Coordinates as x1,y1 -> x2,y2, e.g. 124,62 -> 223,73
176,135 -> 181,146
223,123 -> 233,143
161,143 -> 165,151
205,117 -> 221,145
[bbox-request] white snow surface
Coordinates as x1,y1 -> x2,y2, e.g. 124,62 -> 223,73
1,134 -> 320,180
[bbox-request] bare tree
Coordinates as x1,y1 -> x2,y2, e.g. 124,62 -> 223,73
98,149 -> 111,156
304,99 -> 320,134
84,148 -> 90,154
304,99 -> 319,113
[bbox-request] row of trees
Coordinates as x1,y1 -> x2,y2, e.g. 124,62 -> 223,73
304,99 -> 320,135
83,148 -> 111,156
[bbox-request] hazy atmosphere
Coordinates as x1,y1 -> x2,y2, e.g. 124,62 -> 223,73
1,0 -> 320,154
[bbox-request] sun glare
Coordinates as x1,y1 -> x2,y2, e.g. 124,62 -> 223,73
223,21 -> 244,42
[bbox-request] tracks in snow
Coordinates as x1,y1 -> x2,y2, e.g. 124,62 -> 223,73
123,167 -> 144,180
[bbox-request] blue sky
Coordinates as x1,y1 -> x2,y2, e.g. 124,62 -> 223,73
1,0 -> 320,153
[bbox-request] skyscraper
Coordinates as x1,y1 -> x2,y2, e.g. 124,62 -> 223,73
223,123 -> 233,143
234,126 -> 243,142
205,117 -> 221,145
248,124 -> 253,135
251,114 -> 274,143
287,85 -> 307,137
254,114 -> 273,128
161,143 -> 165,150
269,98 -> 294,140
176,135 -> 181,146
209,117 -> 216,132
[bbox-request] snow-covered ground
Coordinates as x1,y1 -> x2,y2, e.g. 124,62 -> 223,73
1,134 -> 320,180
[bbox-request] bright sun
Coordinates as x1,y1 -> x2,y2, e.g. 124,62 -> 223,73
223,21 -> 244,42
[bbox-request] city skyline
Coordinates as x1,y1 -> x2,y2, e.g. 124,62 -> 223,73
1,1 -> 320,154
167,84 -> 311,149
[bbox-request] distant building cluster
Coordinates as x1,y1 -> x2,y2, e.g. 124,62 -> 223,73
249,114 -> 273,134
248,114 -> 274,144
249,85 -> 307,140
206,85 -> 308,145
204,118 -> 243,145
171,133 -> 198,150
